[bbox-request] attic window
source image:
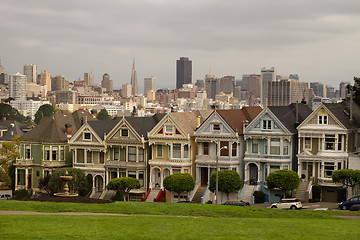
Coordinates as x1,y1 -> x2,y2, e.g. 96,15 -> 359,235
319,114 -> 328,124
121,129 -> 128,137
165,125 -> 173,134
263,120 -> 271,130
84,132 -> 91,140
213,124 -> 220,131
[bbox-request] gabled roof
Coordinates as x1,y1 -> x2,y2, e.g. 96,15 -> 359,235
217,106 -> 262,134
0,120 -> 32,141
170,110 -> 212,136
87,119 -> 121,140
125,114 -> 166,140
20,110 -> 96,143
323,101 -> 360,129
269,103 -> 312,133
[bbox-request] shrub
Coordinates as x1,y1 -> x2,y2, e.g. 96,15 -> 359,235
266,170 -> 299,199
312,185 -> 321,202
253,191 -> 266,203
13,188 -> 31,200
337,187 -> 347,203
48,168 -> 88,196
107,177 -> 140,201
163,173 -> 195,201
39,175 -> 52,193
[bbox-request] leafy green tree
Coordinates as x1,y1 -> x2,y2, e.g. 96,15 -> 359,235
0,103 -> 26,123
0,136 -> 20,189
163,173 -> 195,201
34,104 -> 56,124
48,167 -> 90,196
332,169 -> 360,197
266,170 -> 300,199
97,109 -> 112,120
352,77 -> 360,105
107,177 -> 140,201
209,170 -> 243,200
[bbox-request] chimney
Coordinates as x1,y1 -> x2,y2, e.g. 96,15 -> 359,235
65,123 -> 72,138
196,116 -> 201,128
1,116 -> 6,121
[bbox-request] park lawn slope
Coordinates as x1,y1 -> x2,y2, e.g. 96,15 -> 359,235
1,200 -> 360,218
1,214 -> 360,240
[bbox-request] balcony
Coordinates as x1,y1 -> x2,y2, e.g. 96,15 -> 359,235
41,160 -> 67,168
195,155 -> 239,165
15,158 -> 34,166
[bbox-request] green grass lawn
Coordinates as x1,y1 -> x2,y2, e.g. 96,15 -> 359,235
0,201 -> 359,239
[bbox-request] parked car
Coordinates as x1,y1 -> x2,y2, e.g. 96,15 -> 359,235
349,204 -> 360,211
271,198 -> 302,210
0,194 -> 12,200
222,200 -> 250,206
338,196 -> 360,210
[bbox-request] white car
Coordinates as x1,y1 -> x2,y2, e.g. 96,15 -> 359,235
271,198 -> 302,210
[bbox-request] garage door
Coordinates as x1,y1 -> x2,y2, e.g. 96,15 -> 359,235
322,187 -> 337,202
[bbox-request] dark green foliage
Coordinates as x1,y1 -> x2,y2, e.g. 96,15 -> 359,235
163,173 -> 195,197
253,191 -> 266,203
312,185 -> 321,202
337,187 -> 347,203
39,175 -> 52,193
107,177 -> 140,201
48,168 -> 88,196
266,170 -> 299,198
209,170 -> 243,199
13,188 -> 31,200
352,77 -> 360,105
0,103 -> 26,123
8,160 -> 15,191
96,109 -> 112,120
332,169 -> 360,196
111,191 -> 124,201
34,104 -> 56,124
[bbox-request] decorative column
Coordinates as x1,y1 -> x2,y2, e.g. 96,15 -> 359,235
160,169 -> 164,189
15,168 -> 18,189
25,168 -> 28,189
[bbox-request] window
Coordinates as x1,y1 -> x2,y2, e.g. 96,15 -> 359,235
319,115 -> 328,124
213,124 -> 220,131
252,139 -> 259,153
77,149 -> 84,163
270,138 -> 280,155
44,146 -> 50,160
110,170 -> 117,180
264,140 -> 268,154
120,148 -> 126,161
121,129 -> 128,137
52,146 -> 59,160
338,135 -> 343,151
119,168 -> 126,178
232,143 -> 237,157
184,169 -> 189,173
156,145 -> 163,158
128,171 -> 136,179
203,142 -> 209,155
100,152 -> 105,164
17,169 -> 25,185
165,125 -> 173,134
263,120 -> 271,129
337,162 -> 342,170
173,169 -> 181,174
325,135 -> 336,150
128,146 -> 137,162
283,141 -> 289,155
325,162 -> 335,177
87,151 -> 92,163
114,147 -> 120,160
60,146 -> 64,160
184,145 -> 189,159
139,171 -> 144,187
25,145 -> 31,159
220,141 -> 229,156
84,132 -> 91,140
173,144 -> 181,159
305,137 -> 311,149
138,148 -> 144,162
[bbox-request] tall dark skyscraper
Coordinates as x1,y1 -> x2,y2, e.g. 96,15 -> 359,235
176,57 -> 192,89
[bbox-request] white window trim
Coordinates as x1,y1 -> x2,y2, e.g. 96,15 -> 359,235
156,145 -> 163,158
165,124 -> 173,134
304,137 -> 312,151
318,114 -> 328,125
83,132 -> 92,141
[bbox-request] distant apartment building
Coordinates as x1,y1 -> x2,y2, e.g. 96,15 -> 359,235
325,85 -> 335,99
0,73 -> 9,85
289,73 -> 299,80
310,82 -> 324,97
101,73 -> 113,94
11,99 -> 50,120
9,72 -> 27,100
51,75 -> 69,91
261,67 -> 276,106
122,83 -> 132,98
84,72 -> 94,86
205,76 -> 234,100
0,59 -> 4,74
39,70 -> 51,92
176,57 -> 192,89
24,64 -> 37,83
267,79 -> 309,106
55,90 -> 77,104
144,77 -> 157,95
339,82 -> 349,99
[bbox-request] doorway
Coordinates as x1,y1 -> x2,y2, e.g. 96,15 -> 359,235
201,167 -> 208,186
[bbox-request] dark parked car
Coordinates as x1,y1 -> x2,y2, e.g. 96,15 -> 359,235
338,196 -> 360,210
222,200 -> 250,206
349,204 -> 360,211
0,194 -> 12,200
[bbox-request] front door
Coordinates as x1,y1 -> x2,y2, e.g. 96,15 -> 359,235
201,167 -> 208,186
308,163 -> 313,181
249,163 -> 258,185
27,174 -> 32,189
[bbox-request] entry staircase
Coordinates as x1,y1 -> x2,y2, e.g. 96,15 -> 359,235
145,188 -> 160,202
294,181 -> 311,203
191,186 -> 207,203
101,190 -> 116,200
240,185 -> 257,204
90,191 -> 102,199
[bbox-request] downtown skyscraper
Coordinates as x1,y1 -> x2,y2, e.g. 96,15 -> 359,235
131,58 -> 138,96
176,57 -> 192,89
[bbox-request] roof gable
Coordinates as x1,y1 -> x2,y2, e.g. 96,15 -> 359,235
195,111 -> 236,136
245,108 -> 290,134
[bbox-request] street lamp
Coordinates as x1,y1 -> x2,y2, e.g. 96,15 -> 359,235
216,144 -> 228,205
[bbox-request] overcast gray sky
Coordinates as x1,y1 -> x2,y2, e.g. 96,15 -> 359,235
1,0 -> 359,91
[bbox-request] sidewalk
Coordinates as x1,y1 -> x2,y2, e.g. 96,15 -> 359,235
252,202 -> 339,210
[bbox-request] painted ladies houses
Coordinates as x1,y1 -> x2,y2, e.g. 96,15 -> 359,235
193,107 -> 262,203
15,110 -> 96,190
297,101 -> 360,202
69,114 -> 164,201
146,110 -> 211,201
243,103 -> 311,202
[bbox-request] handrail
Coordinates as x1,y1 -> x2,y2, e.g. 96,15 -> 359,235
154,189 -> 165,202
200,187 -> 209,204
238,184 -> 247,200
189,184 -> 199,201
307,181 -> 313,199
141,188 -> 151,202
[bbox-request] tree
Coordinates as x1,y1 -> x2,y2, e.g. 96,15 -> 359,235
0,136 -> 20,189
209,170 -> 243,200
332,169 -> 360,197
0,103 -> 26,123
106,177 -> 140,201
352,77 -> 360,105
48,167 -> 90,196
34,104 -> 56,124
266,170 -> 300,199
163,173 -> 195,201
97,109 -> 112,120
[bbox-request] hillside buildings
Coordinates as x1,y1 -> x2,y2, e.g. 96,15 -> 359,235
24,64 -> 37,83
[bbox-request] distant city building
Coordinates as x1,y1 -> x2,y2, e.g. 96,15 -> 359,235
0,73 -> 9,85
101,73 -> 113,94
205,76 -> 234,100
144,77 -> 157,96
325,85 -> 335,99
84,72 -> 94,86
55,90 -> 77,104
289,74 -> 299,80
267,79 -> 309,106
131,58 -> 138,96
260,67 -> 276,106
339,82 -> 350,99
310,82 -> 324,97
9,72 -> 27,100
39,70 -> 51,91
0,58 -> 4,74
11,99 -> 50,120
51,75 -> 69,91
122,83 -> 132,98
176,57 -> 192,89
24,64 -> 37,83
